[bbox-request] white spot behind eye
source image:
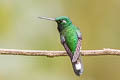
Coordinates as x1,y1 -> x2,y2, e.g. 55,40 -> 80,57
62,20 -> 67,23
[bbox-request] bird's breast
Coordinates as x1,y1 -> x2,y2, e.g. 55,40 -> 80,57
62,28 -> 78,54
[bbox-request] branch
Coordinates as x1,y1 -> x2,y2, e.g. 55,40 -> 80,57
0,48 -> 120,57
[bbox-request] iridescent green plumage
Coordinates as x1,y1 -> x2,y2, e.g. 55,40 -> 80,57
39,16 -> 83,76
61,25 -> 79,54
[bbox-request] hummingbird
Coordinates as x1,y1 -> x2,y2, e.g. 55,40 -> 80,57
38,16 -> 83,76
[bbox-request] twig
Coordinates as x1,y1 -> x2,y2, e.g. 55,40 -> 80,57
0,48 -> 120,57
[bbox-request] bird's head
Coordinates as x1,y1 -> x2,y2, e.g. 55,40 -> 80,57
38,16 -> 72,32
55,16 -> 72,26
38,16 -> 72,26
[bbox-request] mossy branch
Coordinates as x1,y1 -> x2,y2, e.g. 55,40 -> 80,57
0,48 -> 119,57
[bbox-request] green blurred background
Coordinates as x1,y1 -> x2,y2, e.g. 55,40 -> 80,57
0,0 -> 120,80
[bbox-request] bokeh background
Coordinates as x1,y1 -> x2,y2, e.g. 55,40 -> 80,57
0,0 -> 120,80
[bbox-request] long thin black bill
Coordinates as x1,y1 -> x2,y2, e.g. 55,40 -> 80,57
38,17 -> 55,21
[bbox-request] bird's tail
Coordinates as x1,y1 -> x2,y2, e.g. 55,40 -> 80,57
71,56 -> 84,76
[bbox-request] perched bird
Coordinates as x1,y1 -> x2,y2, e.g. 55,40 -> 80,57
38,16 -> 83,76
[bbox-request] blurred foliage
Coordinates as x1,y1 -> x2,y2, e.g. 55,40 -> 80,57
0,0 -> 120,80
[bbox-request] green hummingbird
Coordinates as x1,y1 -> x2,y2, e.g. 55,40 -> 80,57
38,16 -> 83,76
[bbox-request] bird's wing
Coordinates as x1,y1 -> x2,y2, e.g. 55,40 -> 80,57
72,29 -> 82,62
60,29 -> 82,61
60,35 -> 73,59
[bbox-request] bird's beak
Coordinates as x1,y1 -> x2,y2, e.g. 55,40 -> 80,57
38,17 -> 55,21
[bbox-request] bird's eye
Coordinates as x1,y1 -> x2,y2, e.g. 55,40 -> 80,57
57,20 -> 62,23
62,20 -> 67,23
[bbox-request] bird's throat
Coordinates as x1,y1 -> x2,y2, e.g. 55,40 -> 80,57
57,24 -> 64,32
